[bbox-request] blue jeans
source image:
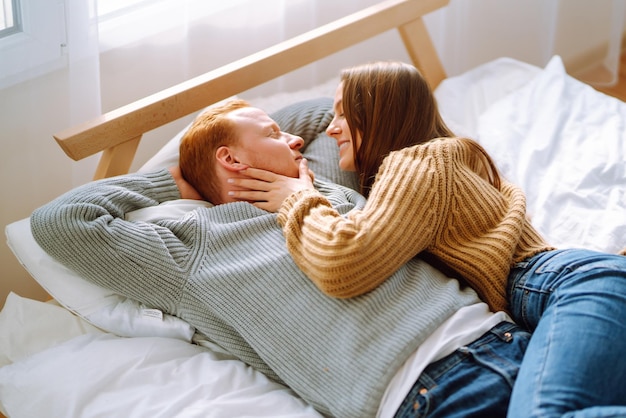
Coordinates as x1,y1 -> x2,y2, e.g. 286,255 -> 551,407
507,249 -> 626,418
394,321 -> 530,418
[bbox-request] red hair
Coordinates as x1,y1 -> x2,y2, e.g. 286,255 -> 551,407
179,99 -> 250,203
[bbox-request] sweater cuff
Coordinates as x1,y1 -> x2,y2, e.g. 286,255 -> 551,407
277,189 -> 327,227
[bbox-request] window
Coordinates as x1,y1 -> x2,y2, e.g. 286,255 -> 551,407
0,0 -> 21,36
0,0 -> 66,90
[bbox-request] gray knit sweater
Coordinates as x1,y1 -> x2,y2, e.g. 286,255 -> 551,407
31,170 -> 479,418
33,99 -> 481,417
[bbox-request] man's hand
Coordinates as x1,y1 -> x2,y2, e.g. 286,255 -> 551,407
227,158 -> 315,212
168,166 -> 204,200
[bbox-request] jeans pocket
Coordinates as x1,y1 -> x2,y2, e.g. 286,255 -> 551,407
465,323 -> 530,389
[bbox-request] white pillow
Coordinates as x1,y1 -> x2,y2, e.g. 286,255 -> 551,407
5,203 -> 206,341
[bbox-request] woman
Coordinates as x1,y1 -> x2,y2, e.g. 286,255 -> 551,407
228,61 -> 626,417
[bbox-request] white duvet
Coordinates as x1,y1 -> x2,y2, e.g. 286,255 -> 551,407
1,56 -> 624,417
0,294 -> 321,418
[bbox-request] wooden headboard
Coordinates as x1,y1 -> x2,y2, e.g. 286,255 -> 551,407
53,0 -> 448,180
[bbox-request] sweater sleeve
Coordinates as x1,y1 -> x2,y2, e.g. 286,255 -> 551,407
277,143 -> 450,298
30,169 -> 194,313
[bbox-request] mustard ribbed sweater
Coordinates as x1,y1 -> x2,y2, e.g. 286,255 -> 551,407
278,137 -> 554,313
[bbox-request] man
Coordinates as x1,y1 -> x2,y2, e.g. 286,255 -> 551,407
31,98 -> 524,418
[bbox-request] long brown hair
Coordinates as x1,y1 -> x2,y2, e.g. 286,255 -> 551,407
179,99 -> 250,203
340,61 -> 500,196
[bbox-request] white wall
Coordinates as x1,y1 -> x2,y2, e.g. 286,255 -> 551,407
1,0 -> 624,309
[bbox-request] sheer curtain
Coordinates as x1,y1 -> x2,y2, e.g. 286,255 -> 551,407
94,0 -> 385,110
426,0 -> 626,84
65,0 -> 101,185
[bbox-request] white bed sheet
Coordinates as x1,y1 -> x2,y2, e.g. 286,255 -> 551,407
2,56 -> 625,418
475,56 -> 625,253
0,293 -> 322,418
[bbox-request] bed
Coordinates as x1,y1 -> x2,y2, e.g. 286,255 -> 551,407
2,0 -> 625,416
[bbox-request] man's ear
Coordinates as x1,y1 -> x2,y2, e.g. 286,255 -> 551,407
215,146 -> 247,172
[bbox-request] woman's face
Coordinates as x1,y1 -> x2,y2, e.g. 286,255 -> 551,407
326,82 -> 361,172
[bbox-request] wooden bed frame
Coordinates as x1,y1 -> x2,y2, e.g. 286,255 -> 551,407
53,0 -> 448,180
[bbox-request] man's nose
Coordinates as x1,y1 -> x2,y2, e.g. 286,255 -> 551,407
288,134 -> 304,149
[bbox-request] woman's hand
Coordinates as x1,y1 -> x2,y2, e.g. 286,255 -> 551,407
228,158 -> 315,212
168,166 -> 205,200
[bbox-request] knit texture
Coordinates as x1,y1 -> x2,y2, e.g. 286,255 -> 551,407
30,169 -> 480,418
278,137 -> 554,313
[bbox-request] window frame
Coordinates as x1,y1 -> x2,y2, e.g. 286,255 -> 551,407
0,0 -> 67,90
0,0 -> 21,36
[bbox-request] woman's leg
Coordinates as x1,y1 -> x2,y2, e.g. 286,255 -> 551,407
507,249 -> 626,418
394,322 -> 529,418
